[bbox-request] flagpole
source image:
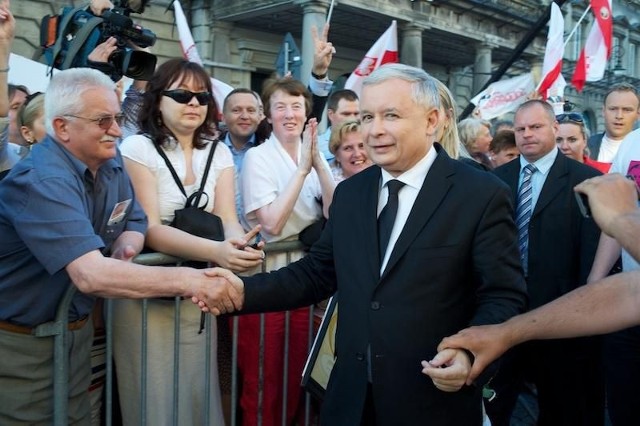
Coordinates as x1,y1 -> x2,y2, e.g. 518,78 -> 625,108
326,0 -> 336,25
563,5 -> 591,49
534,4 -> 591,93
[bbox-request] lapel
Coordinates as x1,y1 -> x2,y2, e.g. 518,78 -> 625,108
532,152 -> 567,217
379,147 -> 455,282
502,161 -> 520,204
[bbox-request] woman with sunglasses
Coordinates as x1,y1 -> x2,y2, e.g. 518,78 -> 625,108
556,113 -> 611,173
115,58 -> 264,426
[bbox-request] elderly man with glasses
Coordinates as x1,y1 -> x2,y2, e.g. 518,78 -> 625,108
0,66 -> 242,424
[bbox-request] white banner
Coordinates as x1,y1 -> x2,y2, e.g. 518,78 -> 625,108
471,73 -> 535,120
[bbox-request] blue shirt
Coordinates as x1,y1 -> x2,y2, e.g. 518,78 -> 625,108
518,147 -> 558,213
0,136 -> 147,326
223,132 -> 256,229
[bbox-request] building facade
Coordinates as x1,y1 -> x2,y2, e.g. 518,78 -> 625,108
11,0 -> 640,132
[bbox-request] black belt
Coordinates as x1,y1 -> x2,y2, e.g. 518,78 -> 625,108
0,317 -> 89,335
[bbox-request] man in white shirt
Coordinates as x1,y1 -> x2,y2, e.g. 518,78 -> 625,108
587,83 -> 640,163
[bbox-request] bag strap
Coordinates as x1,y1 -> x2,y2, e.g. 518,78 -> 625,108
152,138 -> 219,207
48,5 -> 93,74
60,14 -> 104,70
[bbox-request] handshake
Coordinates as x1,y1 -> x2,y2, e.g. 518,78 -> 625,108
189,268 -> 245,316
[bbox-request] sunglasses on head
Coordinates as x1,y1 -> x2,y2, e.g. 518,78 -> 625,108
556,113 -> 584,124
163,89 -> 212,105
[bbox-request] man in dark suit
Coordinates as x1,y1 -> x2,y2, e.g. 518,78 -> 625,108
488,100 -> 603,426
208,63 -> 527,425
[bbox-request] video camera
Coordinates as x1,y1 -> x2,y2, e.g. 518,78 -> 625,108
39,0 -> 157,81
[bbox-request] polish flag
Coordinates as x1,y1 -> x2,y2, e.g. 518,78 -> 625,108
173,0 -> 233,113
344,21 -> 398,96
571,0 -> 613,92
538,2 -> 566,100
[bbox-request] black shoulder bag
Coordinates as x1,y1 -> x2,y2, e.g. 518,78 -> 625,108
153,140 -> 225,242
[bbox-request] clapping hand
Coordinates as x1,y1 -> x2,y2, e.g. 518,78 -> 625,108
299,118 -> 318,175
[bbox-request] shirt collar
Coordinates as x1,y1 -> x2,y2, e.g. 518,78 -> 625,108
380,144 -> 438,190
46,136 -> 121,179
224,132 -> 256,152
519,147 -> 558,176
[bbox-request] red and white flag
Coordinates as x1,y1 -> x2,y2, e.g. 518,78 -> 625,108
571,0 -> 613,92
173,0 -> 233,112
538,2 -> 566,100
344,21 -> 398,96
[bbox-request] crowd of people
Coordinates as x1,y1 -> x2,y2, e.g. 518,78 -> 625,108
2,0 -> 640,425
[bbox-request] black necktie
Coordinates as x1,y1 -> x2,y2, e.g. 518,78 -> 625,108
378,179 -> 405,260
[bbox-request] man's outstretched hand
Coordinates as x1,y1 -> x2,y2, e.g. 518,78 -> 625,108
190,267 -> 245,315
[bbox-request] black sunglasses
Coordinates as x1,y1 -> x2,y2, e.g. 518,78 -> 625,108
163,89 -> 212,105
64,113 -> 125,130
556,113 -> 584,124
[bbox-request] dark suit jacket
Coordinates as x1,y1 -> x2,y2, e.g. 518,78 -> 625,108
494,150 -> 602,309
242,146 -> 527,426
587,132 -> 604,161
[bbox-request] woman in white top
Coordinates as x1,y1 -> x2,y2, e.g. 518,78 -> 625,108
237,77 -> 335,426
116,58 -> 263,426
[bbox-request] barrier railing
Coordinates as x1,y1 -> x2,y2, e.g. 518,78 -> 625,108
51,240 -> 314,426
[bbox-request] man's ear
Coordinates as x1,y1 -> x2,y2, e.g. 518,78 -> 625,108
425,107 -> 440,136
327,109 -> 336,123
52,117 -> 71,143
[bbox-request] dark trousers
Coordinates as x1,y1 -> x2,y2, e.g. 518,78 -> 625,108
486,339 -> 604,426
604,325 -> 640,426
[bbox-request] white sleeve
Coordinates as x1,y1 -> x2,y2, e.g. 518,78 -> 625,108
212,141 -> 234,180
120,134 -> 157,172
242,147 -> 278,216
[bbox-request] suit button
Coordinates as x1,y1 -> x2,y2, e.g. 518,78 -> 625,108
356,352 -> 365,361
371,301 -> 380,310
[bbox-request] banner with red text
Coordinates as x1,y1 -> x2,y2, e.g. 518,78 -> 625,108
471,73 -> 535,120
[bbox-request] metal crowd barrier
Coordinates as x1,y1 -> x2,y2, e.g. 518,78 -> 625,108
51,240 -> 316,426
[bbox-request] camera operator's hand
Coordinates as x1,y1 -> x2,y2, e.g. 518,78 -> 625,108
88,36 -> 118,63
90,0 -> 114,16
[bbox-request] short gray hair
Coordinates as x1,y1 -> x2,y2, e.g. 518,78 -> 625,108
44,68 -> 116,135
363,63 -> 441,111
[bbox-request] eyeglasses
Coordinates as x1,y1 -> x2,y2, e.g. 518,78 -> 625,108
163,89 -> 212,105
64,113 -> 125,130
556,113 -> 584,124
